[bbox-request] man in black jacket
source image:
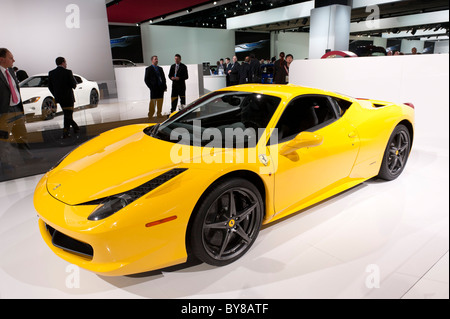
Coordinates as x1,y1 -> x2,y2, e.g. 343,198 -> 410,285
248,54 -> 262,84
227,56 -> 240,86
168,54 -> 189,113
144,55 -> 167,119
48,57 -> 79,138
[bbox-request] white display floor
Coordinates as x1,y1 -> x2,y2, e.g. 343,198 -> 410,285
0,136 -> 448,299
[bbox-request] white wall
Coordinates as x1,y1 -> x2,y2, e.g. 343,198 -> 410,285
289,54 -> 449,149
435,41 -> 449,54
271,32 -> 310,60
141,25 -> 235,66
0,0 -> 115,89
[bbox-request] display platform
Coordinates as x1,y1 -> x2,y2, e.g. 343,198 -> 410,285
0,136 -> 448,299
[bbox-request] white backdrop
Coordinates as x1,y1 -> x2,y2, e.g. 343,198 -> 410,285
289,54 -> 450,150
141,25 -> 236,66
0,0 -> 115,89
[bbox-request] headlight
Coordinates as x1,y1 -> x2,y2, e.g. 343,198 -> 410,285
23,97 -> 41,104
88,194 -> 134,221
85,168 -> 188,221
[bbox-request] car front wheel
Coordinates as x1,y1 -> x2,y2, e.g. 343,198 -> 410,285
190,178 -> 264,267
41,97 -> 56,120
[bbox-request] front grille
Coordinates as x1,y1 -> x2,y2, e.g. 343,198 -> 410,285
46,224 -> 94,259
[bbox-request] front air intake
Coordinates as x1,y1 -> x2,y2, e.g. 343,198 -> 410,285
46,224 -> 94,259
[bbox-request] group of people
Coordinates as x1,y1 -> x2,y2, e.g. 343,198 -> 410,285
144,54 -> 189,119
1,48 -> 80,142
214,51 -> 294,87
387,47 -> 420,56
225,54 -> 262,86
1,48 -> 80,173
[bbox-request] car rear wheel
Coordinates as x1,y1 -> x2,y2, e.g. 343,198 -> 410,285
41,97 -> 56,120
378,124 -> 411,181
190,178 -> 264,266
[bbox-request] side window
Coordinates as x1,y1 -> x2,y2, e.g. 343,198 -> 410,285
275,96 -> 337,143
74,76 -> 83,84
332,97 -> 353,116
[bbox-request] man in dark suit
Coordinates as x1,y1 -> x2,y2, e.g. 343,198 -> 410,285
168,54 -> 189,113
248,54 -> 262,84
238,56 -> 251,84
48,57 -> 79,138
144,55 -> 167,119
0,48 -> 32,170
227,55 -> 240,86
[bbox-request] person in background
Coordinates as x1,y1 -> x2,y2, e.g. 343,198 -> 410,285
286,54 -> 294,68
228,55 -> 240,86
248,54 -> 262,83
144,55 -> 167,119
217,59 -> 225,75
273,52 -> 288,84
48,57 -> 79,138
13,67 -> 28,82
169,54 -> 189,113
238,56 -> 251,84
285,54 -> 294,83
0,48 -> 33,169
225,57 -> 231,86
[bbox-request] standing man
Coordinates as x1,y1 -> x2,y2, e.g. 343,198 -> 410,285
224,57 -> 231,86
168,54 -> 189,113
227,56 -> 240,86
144,55 -> 167,119
48,57 -> 79,138
0,48 -> 32,169
238,56 -> 251,84
248,54 -> 262,83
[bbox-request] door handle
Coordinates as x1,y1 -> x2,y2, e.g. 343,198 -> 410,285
348,131 -> 357,138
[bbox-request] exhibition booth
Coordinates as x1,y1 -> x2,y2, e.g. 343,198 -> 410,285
0,0 -> 448,300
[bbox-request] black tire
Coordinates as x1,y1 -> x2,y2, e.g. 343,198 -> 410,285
378,124 -> 411,181
190,178 -> 264,267
41,97 -> 56,120
90,89 -> 99,107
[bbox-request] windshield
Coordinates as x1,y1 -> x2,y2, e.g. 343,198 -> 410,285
20,76 -> 49,88
147,91 -> 281,148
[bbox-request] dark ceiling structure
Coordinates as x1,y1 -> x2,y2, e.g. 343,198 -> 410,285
106,0 -> 449,40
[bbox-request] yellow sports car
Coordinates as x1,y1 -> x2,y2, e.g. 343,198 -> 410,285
34,84 -> 415,276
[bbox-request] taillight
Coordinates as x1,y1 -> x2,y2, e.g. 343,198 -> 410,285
404,102 -> 415,109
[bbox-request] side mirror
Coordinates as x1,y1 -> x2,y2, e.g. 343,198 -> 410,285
279,131 -> 324,156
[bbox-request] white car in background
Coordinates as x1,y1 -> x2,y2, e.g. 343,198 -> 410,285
20,74 -> 100,120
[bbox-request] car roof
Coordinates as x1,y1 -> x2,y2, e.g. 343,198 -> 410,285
217,84 -> 353,101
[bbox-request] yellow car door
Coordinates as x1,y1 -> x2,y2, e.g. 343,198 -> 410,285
270,95 -> 360,219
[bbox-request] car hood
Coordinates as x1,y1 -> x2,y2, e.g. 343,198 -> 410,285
46,125 -> 186,206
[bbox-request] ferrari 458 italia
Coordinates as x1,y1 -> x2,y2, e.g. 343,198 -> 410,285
34,84 -> 415,276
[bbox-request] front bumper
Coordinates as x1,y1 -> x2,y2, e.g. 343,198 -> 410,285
34,172 -> 200,276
